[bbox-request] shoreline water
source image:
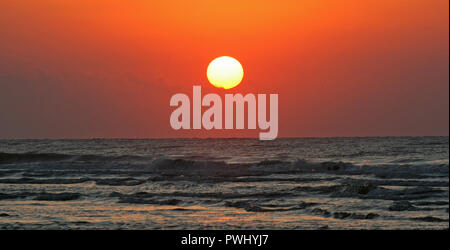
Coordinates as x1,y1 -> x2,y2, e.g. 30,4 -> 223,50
0,137 -> 448,229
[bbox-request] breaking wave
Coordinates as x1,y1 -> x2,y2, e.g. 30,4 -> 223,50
0,152 -> 448,180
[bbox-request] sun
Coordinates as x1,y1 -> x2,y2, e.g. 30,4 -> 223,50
207,56 -> 244,89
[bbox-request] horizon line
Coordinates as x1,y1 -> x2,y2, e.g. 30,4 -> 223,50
0,135 -> 448,140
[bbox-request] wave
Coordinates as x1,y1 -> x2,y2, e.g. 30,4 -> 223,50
0,152 -> 73,164
312,208 -> 379,220
387,201 -> 438,211
0,191 -> 81,201
34,192 -> 81,201
0,152 -> 155,164
1,151 -> 448,181
412,216 -> 449,222
224,200 -> 317,212
0,177 -> 147,186
0,177 -> 90,184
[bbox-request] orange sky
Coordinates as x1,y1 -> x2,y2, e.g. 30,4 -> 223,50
0,0 -> 448,138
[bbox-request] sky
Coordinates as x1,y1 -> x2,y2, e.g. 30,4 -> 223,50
0,0 -> 448,139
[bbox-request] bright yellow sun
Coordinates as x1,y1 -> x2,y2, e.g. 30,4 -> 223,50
207,56 -> 244,89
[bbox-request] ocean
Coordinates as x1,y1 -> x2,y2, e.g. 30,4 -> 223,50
0,137 -> 448,229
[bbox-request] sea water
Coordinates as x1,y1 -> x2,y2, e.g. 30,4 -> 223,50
0,137 -> 448,229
